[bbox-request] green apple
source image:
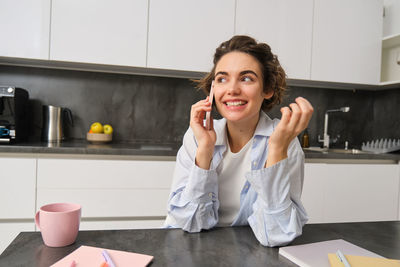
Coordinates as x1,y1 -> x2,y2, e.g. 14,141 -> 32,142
103,124 -> 113,135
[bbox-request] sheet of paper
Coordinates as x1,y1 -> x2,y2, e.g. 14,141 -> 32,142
279,239 -> 383,267
50,245 -> 153,267
328,253 -> 400,267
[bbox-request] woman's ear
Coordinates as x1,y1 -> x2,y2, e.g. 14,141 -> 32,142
264,90 -> 274,100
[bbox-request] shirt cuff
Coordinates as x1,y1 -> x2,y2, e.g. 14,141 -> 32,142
182,162 -> 218,203
246,158 -> 291,211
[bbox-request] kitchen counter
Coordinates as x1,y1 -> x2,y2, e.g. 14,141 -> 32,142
0,139 -> 180,157
1,221 -> 400,266
0,139 -> 399,162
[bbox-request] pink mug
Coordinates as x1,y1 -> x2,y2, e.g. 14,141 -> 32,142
35,203 -> 81,247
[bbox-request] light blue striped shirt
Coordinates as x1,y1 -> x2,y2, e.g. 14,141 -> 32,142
164,112 -> 308,247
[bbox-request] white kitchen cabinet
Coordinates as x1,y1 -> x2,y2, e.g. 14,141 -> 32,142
147,0 -> 235,72
0,157 -> 36,254
0,158 -> 36,219
50,0 -> 148,67
302,163 -> 399,223
311,0 -> 383,84
383,0 -> 400,37
36,158 -> 175,229
0,0 -> 50,59
0,222 -> 35,255
302,163 -> 326,223
235,0 -> 313,80
381,0 -> 400,83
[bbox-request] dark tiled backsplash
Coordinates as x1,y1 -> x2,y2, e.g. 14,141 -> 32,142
0,65 -> 399,149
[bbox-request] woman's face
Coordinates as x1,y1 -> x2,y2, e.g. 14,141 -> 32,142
213,51 -> 273,124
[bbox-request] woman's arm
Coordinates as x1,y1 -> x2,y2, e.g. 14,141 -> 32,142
164,96 -> 219,232
246,97 -> 313,247
246,142 -> 308,247
164,127 -> 219,232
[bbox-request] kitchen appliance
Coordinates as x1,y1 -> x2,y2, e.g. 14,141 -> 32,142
0,86 -> 29,143
42,105 -> 73,142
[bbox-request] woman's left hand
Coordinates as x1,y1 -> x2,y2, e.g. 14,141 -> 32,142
266,97 -> 313,167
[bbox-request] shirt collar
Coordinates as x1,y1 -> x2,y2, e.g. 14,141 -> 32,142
254,111 -> 274,137
214,111 -> 274,147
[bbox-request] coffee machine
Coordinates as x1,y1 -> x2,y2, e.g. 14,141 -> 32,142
0,86 -> 29,143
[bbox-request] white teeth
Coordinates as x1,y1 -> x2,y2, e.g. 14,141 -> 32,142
226,101 -> 246,106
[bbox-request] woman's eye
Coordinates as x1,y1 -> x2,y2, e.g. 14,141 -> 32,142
242,76 -> 253,82
217,77 -> 227,83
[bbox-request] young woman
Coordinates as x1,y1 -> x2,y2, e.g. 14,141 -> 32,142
164,35 -> 313,247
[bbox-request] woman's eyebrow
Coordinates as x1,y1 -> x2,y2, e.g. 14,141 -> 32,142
215,70 -> 258,77
240,70 -> 258,77
215,71 -> 228,77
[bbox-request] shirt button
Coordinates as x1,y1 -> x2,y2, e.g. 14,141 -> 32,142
253,161 -> 257,166
208,192 -> 213,198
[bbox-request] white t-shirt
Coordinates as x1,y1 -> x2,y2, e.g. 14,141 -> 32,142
217,135 -> 253,226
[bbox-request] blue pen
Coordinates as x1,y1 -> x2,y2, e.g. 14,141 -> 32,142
102,250 -> 116,267
336,250 -> 351,267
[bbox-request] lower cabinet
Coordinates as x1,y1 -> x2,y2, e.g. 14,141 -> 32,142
0,157 -> 36,254
36,158 -> 176,230
1,155 -> 399,253
302,163 -> 400,223
0,221 -> 35,254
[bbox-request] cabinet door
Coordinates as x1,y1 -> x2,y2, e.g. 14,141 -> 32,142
324,164 -> 399,223
235,0 -> 313,80
302,163 -> 325,223
303,163 -> 399,223
0,158 -> 36,254
0,222 -> 34,255
37,159 -> 175,219
0,158 -> 36,219
147,0 -> 235,72
50,0 -> 148,67
311,0 -> 383,84
0,0 -> 50,59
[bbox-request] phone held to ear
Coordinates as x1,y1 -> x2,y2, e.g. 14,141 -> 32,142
205,81 -> 214,130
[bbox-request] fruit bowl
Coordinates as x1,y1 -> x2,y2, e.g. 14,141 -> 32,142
86,132 -> 112,144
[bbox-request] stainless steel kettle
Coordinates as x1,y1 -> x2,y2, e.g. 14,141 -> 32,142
41,105 -> 73,142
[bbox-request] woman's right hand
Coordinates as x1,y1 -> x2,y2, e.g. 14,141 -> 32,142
190,97 -> 216,169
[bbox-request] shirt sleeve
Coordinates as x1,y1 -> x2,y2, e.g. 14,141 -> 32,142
164,127 -> 220,232
245,141 -> 308,247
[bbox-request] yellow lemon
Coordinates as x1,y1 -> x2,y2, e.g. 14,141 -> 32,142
90,122 -> 103,133
103,124 -> 113,135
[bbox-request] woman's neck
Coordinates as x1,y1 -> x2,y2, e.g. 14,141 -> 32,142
226,113 -> 260,153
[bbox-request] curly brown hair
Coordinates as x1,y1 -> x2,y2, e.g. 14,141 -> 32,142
195,35 -> 287,112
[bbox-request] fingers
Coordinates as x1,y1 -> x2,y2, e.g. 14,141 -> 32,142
279,107 -> 292,126
294,97 -> 314,132
279,97 -> 313,136
190,97 -> 212,128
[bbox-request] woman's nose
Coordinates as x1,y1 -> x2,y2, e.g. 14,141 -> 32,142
227,81 -> 240,95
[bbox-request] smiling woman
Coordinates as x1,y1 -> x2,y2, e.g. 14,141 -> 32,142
164,35 -> 314,247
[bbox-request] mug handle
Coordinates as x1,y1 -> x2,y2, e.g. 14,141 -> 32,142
35,211 -> 41,230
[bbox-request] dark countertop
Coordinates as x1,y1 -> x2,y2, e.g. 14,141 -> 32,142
0,139 -> 180,157
0,139 -> 399,161
1,221 -> 399,267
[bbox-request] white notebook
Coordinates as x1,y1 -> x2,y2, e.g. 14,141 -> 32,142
279,239 -> 383,267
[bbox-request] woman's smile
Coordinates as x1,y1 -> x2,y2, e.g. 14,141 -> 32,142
224,99 -> 248,109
